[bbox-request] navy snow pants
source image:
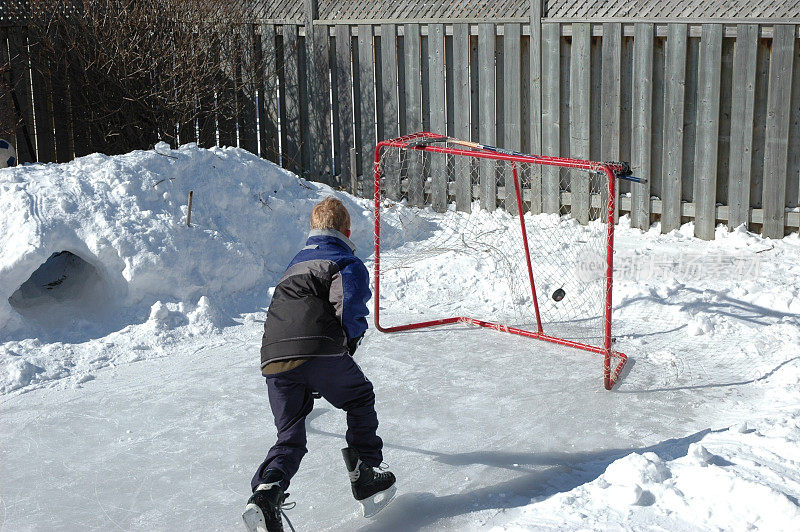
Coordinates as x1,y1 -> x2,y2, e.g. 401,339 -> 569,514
251,354 -> 383,491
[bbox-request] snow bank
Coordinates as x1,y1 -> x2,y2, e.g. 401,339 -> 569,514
0,143 -> 370,390
490,412 -> 800,531
0,143 -> 372,332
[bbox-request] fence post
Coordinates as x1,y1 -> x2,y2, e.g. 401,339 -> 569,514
661,23 -> 687,234
631,23 -> 654,231
727,24 -> 757,232
529,0 -> 543,213
692,24 -> 722,240
762,24 -> 795,239
334,25 -> 355,189
304,0 -> 333,183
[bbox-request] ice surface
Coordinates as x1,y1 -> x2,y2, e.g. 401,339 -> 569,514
1,145 -> 799,530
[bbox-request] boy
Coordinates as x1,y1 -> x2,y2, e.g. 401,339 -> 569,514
243,197 -> 396,532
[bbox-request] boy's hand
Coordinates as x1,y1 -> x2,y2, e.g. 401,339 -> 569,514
347,334 -> 364,356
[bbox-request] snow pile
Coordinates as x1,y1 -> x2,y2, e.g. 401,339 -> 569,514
0,143 -> 370,392
490,413 -> 800,531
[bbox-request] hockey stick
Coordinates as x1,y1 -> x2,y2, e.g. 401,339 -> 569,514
403,135 -> 647,183
403,135 -> 525,157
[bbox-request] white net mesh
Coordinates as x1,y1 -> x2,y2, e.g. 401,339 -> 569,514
375,138 -> 614,351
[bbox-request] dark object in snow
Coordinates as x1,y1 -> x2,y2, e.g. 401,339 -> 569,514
552,288 -> 566,302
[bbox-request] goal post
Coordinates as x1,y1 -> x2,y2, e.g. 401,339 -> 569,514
372,132 -> 629,390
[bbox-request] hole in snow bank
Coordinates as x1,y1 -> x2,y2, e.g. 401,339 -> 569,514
8,251 -> 111,327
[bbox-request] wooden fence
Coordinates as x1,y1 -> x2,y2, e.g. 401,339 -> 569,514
2,12 -> 800,239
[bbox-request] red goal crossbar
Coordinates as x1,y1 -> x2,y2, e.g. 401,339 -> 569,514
372,132 -> 628,390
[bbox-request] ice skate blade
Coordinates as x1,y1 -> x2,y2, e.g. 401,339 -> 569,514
359,484 -> 397,518
242,504 -> 267,532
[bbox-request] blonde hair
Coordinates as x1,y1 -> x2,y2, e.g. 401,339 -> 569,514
310,196 -> 351,233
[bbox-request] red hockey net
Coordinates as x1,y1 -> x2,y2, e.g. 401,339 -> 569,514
373,133 -> 628,390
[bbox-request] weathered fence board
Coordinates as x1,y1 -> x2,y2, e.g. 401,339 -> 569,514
401,24 -> 423,135
49,29 -> 72,163
333,25 -> 354,188
559,30 -> 570,162
789,34 -> 800,212
445,33 -> 455,140
651,36 -> 666,203
495,31 -> 504,166
662,23 -> 687,233
378,24 -> 400,199
452,23 -> 471,212
308,24 -> 332,179
727,24 -> 758,230
195,27 -> 216,149
428,23 -> 447,212
217,29 -> 238,148
682,37 -> 700,204
749,39 -> 771,212
281,24 -> 303,175
469,33 -> 480,143
259,24 -> 280,163
503,23 -> 522,214
403,23 -> 424,206
177,39 -> 198,152
421,30 -> 431,134
590,28 -> 603,164
478,23 -> 496,211
693,24 -> 723,240
239,25 -> 259,154
619,35 -> 634,199
373,31 -> 384,180
356,25 -> 376,187
30,40 -> 55,163
761,24 -> 795,238
380,24 -> 399,141
601,22 -> 622,223
8,26 -> 34,162
716,37 -> 734,208
67,60 -> 91,157
631,23 -> 653,230
529,0 -> 543,215
541,22 -> 560,214
570,22 -> 591,224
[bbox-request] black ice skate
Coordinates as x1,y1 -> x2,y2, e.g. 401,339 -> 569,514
242,469 -> 291,532
341,447 -> 397,518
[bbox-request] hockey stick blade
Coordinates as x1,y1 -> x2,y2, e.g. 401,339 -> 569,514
617,174 -> 648,184
402,135 -> 448,149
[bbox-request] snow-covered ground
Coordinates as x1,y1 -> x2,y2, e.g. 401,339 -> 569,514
1,145 -> 799,531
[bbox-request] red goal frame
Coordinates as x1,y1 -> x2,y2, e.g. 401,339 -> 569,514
372,132 -> 628,390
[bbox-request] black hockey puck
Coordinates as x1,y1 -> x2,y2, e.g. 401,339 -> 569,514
552,288 -> 565,301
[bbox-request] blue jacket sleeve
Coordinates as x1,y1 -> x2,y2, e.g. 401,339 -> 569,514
340,258 -> 371,340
